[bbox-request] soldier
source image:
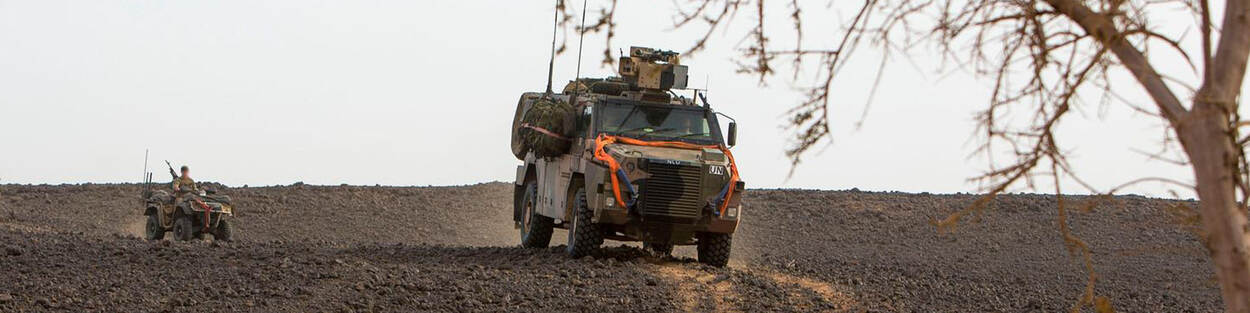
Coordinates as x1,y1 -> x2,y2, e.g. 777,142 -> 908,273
173,165 -> 197,195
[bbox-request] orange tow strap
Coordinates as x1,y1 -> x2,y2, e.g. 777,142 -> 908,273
592,133 -> 740,216
519,123 -> 570,141
194,198 -> 213,231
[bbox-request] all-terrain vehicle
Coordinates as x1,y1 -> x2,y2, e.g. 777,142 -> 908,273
510,47 -> 744,267
139,171 -> 236,241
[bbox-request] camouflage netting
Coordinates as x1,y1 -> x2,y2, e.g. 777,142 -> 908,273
563,78 -> 630,96
520,98 -> 573,158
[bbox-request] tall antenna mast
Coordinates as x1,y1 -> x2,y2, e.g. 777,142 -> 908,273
544,0 -> 560,94
570,0 -> 589,101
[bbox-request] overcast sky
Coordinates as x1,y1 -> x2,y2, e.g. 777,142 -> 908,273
1,1 -> 1245,198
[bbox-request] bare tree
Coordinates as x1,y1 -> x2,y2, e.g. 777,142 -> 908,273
557,0 -> 1250,311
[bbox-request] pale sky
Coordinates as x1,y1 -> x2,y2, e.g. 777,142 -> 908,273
1,1 -> 1245,198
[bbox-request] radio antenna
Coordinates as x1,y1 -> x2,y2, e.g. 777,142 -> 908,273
544,0 -> 560,94
142,149 -> 149,183
570,0 -> 589,102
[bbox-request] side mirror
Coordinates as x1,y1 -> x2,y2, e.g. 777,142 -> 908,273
727,122 -> 737,147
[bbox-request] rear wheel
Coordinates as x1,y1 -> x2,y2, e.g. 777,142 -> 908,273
144,214 -> 165,240
696,232 -> 732,267
519,183 -> 554,248
173,215 -> 196,241
644,242 -> 674,256
565,188 -> 602,258
215,218 -> 234,242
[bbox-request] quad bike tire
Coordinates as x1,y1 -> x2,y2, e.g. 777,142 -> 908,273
697,232 -> 732,267
215,218 -> 234,242
173,215 -> 196,241
144,214 -> 165,241
519,183 -> 554,248
565,188 -> 603,258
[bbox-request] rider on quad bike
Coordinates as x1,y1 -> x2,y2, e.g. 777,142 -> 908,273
142,163 -> 236,241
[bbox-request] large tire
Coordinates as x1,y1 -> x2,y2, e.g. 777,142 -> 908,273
696,232 -> 732,267
565,188 -> 603,258
215,218 -> 234,242
644,242 -> 674,256
144,214 -> 165,240
173,215 -> 196,241
519,183 -> 554,248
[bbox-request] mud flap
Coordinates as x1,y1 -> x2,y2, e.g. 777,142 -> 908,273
513,184 -> 525,224
636,222 -> 696,245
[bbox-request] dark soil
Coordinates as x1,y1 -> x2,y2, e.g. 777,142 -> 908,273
0,183 -> 1221,312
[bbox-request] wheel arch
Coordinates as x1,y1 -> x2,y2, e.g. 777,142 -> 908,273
562,173 -> 587,222
513,163 -> 538,223
177,202 -> 196,216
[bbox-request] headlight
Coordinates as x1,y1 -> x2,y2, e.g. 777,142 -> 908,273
726,205 -> 740,218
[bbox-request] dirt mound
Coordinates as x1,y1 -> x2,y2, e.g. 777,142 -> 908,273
0,183 -> 1222,312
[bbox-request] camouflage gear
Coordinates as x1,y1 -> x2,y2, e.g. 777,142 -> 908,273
519,98 -> 573,158
173,176 -> 196,193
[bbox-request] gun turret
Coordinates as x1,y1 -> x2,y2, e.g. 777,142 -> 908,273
618,47 -> 688,90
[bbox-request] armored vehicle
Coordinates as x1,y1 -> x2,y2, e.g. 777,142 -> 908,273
140,169 -> 236,241
510,47 -> 744,267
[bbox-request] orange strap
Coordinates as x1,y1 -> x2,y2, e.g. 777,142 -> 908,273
520,123 -> 570,141
194,198 -> 213,231
592,134 -> 740,216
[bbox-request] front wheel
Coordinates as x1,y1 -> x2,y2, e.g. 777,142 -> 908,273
144,214 -> 165,240
565,188 -> 602,258
696,232 -> 732,267
519,183 -> 554,248
215,218 -> 234,242
172,215 -> 196,241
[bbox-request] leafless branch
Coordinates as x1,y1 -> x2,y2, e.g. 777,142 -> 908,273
579,0 -> 1249,308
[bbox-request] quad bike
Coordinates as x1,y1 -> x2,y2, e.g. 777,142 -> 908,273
140,173 -> 236,241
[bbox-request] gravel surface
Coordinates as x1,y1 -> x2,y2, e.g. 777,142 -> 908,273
0,183 -> 1222,312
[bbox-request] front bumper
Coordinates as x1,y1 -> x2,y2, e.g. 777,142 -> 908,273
190,202 -> 234,215
596,211 -> 739,244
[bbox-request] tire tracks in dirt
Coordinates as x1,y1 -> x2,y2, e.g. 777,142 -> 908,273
651,262 -> 857,313
759,269 -> 856,312
653,263 -> 740,312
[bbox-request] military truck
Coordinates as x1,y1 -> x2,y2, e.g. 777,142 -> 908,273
510,47 -> 744,267
140,170 -> 236,241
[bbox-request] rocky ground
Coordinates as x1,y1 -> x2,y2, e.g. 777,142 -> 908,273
0,183 -> 1221,312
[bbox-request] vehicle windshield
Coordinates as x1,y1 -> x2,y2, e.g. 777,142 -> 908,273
597,102 -> 718,143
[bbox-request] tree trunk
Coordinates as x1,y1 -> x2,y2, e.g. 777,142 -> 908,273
1181,101 -> 1250,313
1183,0 -> 1250,311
